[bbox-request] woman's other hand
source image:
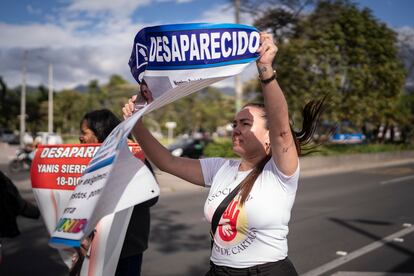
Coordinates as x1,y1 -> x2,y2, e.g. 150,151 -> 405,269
122,95 -> 137,120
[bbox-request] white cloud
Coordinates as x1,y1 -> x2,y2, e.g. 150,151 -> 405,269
0,23 -> 77,48
198,3 -> 253,25
27,5 -> 42,16
0,0 -> 148,90
65,0 -> 151,18
0,0 -> 258,92
155,0 -> 193,3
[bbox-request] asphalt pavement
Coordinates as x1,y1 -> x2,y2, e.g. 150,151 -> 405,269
141,163 -> 414,276
1,143 -> 414,276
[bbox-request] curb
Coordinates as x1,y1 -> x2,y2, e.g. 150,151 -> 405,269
300,151 -> 414,177
156,151 -> 414,193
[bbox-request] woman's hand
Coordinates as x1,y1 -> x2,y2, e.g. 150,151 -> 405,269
72,237 -> 91,261
70,237 -> 92,274
256,32 -> 278,78
122,95 -> 138,120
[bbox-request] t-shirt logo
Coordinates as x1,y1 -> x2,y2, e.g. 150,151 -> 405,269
219,200 -> 239,241
217,198 -> 248,246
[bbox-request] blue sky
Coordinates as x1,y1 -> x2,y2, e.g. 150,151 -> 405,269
1,0 -> 414,27
0,0 -> 413,89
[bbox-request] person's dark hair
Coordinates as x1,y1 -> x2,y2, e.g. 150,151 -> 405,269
237,97 -> 327,205
80,109 -> 121,143
80,109 -> 155,175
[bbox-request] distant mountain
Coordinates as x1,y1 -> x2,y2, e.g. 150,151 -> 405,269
72,84 -> 89,93
406,83 -> 414,94
10,85 -> 40,93
217,86 -> 235,96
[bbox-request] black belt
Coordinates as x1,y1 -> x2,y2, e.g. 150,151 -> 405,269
209,258 -> 295,276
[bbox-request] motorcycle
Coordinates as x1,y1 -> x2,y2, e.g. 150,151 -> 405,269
8,148 -> 33,173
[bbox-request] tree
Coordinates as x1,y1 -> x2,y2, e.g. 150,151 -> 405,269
54,90 -> 89,134
255,0 -> 406,140
397,28 -> 414,88
0,77 -> 20,130
102,75 -> 136,118
395,92 -> 413,142
108,74 -> 128,87
0,76 -> 7,127
239,0 -> 315,42
147,87 -> 235,135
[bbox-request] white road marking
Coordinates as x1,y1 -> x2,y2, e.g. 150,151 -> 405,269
336,251 -> 348,256
302,226 -> 414,276
331,272 -> 414,276
380,174 -> 414,185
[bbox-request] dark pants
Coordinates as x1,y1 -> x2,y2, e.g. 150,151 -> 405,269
205,258 -> 298,276
115,253 -> 143,276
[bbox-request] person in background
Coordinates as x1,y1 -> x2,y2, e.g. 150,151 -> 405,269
0,170 -> 40,264
123,33 -> 326,275
0,170 -> 40,238
78,109 -> 158,276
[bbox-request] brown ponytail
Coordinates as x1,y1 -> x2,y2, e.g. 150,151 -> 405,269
293,96 -> 327,156
237,97 -> 326,205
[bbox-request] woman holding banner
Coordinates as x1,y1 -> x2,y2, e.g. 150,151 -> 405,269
76,109 -> 157,276
123,33 -> 324,275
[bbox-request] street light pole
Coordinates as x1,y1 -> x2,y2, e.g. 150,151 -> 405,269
48,63 -> 53,133
234,0 -> 243,112
20,51 -> 27,147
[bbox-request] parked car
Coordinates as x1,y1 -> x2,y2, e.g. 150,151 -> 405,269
329,123 -> 366,144
0,129 -> 17,144
168,137 -> 208,159
330,133 -> 366,144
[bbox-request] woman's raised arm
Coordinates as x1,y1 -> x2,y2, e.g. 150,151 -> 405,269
256,33 -> 298,176
123,96 -> 205,186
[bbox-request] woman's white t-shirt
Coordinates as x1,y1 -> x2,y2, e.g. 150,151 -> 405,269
200,157 -> 299,268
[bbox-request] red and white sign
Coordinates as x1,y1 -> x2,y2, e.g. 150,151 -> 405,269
31,143 -> 147,275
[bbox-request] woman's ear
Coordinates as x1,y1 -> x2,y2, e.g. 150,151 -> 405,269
265,141 -> 271,153
265,130 -> 270,145
264,133 -> 271,150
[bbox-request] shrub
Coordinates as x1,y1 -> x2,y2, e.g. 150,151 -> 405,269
204,138 -> 238,158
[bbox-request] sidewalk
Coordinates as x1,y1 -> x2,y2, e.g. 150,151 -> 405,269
154,169 -> 205,194
0,142 -> 18,162
2,142 -> 413,196
155,151 -> 414,194
300,150 -> 414,177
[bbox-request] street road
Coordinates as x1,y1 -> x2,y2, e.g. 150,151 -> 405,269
142,162 -> 414,276
1,145 -> 413,275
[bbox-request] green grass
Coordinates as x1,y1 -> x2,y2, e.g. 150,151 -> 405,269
204,137 -> 238,157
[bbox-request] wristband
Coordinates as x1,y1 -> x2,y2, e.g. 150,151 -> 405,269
259,70 -> 277,84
